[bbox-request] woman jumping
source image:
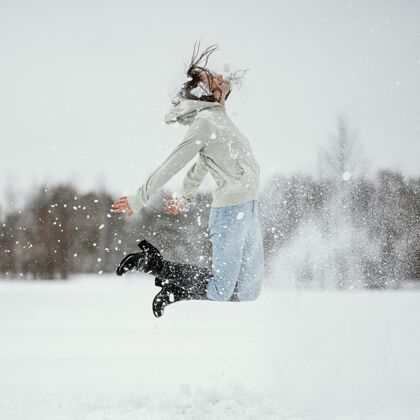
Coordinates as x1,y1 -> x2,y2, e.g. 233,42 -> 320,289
112,43 -> 264,317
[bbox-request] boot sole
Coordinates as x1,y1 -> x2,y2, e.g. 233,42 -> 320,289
152,290 -> 168,318
116,253 -> 140,276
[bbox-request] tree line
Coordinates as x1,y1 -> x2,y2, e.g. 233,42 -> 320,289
1,118 -> 419,287
0,168 -> 418,288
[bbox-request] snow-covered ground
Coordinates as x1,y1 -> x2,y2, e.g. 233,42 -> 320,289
0,274 -> 419,420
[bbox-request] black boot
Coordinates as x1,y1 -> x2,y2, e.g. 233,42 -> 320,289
118,240 -> 238,317
116,239 -> 163,276
158,260 -> 241,302
137,241 -> 240,304
154,277 -> 168,287
152,276 -> 209,318
117,239 -> 211,285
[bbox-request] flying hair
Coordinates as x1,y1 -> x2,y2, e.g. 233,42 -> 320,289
173,41 -> 249,105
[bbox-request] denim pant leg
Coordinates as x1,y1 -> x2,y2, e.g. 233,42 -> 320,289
236,206 -> 264,301
206,203 -> 250,301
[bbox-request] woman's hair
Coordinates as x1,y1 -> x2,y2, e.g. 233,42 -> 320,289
173,41 -> 249,106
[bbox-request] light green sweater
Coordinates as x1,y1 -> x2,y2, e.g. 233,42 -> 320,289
127,99 -> 260,213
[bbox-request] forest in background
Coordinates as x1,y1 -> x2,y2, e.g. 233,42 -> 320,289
1,118 -> 419,288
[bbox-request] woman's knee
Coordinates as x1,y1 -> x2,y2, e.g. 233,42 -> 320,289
209,288 -> 237,302
206,280 -> 237,301
237,285 -> 262,302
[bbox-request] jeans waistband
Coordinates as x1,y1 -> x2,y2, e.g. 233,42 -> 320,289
211,199 -> 258,214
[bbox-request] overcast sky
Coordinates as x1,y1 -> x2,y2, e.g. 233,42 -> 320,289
1,0 -> 419,206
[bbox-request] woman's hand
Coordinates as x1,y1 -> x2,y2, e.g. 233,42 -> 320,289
111,196 -> 135,216
164,193 -> 185,215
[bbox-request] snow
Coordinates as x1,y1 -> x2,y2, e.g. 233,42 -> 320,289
236,211 -> 244,220
342,171 -> 352,181
0,274 -> 419,420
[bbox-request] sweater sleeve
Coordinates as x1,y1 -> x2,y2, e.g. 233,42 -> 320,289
180,155 -> 208,204
126,117 -> 208,213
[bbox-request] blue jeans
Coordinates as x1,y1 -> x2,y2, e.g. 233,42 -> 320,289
206,200 -> 264,301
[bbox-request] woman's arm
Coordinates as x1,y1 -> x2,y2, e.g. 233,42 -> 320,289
123,117 -> 210,213
180,155 -> 208,204
162,156 -> 208,216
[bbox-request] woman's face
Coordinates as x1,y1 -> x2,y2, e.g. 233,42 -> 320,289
198,70 -> 231,99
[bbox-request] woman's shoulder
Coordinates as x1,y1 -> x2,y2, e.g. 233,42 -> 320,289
196,105 -> 228,125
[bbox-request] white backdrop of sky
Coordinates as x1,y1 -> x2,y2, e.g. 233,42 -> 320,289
1,0 -> 419,207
